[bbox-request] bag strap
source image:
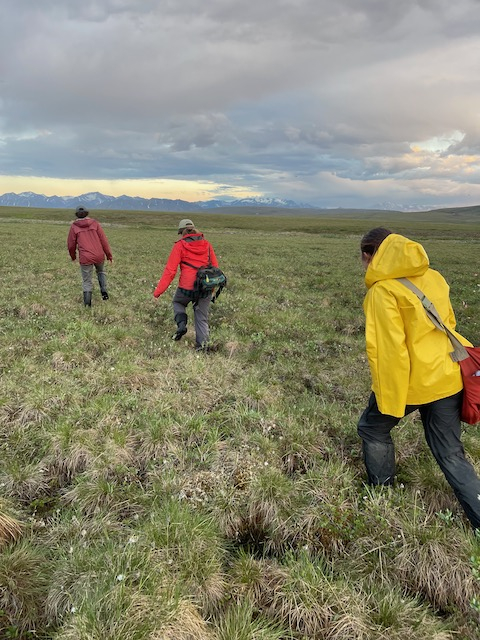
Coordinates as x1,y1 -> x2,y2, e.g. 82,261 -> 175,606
181,260 -> 199,269
397,278 -> 469,362
211,278 -> 226,304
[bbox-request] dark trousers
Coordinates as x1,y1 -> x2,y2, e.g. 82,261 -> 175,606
358,391 -> 480,529
172,288 -> 211,347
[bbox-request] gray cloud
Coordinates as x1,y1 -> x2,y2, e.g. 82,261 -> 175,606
2,0 -> 480,207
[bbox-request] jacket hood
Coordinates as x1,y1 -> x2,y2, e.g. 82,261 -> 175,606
365,233 -> 429,289
180,234 -> 209,256
72,217 -> 95,229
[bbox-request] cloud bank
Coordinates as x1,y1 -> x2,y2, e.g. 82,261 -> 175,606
1,0 -> 480,208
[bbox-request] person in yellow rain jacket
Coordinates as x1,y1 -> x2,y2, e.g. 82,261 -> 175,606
358,227 -> 480,530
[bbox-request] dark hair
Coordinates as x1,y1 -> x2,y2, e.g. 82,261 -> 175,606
360,227 -> 392,256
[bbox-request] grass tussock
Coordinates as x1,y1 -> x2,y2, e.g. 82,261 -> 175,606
393,534 -> 477,613
0,500 -> 23,547
0,541 -> 51,634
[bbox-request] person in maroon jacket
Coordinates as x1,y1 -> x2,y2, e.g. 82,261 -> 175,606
67,206 -> 113,307
153,219 -> 219,350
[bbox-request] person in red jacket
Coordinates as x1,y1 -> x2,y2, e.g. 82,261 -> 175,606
67,206 -> 113,307
153,219 -> 219,350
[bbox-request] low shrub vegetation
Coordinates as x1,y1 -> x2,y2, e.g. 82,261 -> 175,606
0,206 -> 479,638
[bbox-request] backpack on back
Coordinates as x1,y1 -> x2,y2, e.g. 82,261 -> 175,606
181,246 -> 227,303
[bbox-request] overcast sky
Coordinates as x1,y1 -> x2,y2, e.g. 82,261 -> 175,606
1,0 -> 480,209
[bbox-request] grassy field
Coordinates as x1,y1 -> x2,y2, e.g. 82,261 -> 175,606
0,206 -> 480,639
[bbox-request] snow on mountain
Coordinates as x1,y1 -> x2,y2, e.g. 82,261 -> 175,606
0,191 -> 444,213
370,201 -> 439,212
0,191 -> 316,212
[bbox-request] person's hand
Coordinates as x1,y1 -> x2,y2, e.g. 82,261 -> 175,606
108,257 -> 113,263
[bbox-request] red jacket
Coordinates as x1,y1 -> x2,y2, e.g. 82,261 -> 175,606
67,218 -> 113,265
153,233 -> 218,297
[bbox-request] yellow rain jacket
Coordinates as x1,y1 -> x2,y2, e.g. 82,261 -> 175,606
364,233 -> 470,417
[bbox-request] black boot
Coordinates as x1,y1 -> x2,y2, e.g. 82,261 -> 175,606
173,313 -> 188,341
83,291 -> 92,307
101,290 -> 109,300
195,342 -> 212,353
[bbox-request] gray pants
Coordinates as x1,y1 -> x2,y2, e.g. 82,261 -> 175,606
80,262 -> 107,293
358,391 -> 480,529
172,288 -> 211,347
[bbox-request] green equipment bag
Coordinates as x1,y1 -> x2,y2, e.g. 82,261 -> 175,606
194,265 -> 227,297
182,247 -> 227,303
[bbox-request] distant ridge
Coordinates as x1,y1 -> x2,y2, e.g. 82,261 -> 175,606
0,191 -> 316,212
0,191 -> 448,213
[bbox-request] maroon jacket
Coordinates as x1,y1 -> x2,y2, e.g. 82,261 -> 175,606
153,233 -> 218,297
67,217 -> 113,265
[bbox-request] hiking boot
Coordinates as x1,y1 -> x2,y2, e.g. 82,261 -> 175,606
83,291 -> 92,307
173,326 -> 188,341
173,312 -> 188,341
101,290 -> 109,300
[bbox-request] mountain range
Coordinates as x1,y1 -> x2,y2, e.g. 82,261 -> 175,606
0,191 -> 316,212
0,191 -> 439,213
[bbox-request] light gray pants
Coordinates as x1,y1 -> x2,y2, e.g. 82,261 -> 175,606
80,262 -> 107,293
172,288 -> 211,347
